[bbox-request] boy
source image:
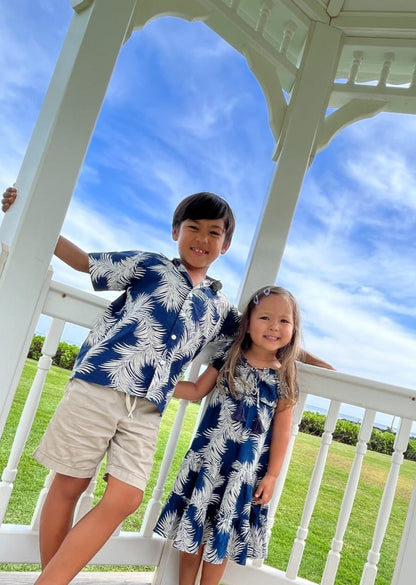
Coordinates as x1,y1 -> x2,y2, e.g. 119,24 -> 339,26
1,186 -> 332,585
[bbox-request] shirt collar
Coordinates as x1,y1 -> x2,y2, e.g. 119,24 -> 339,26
172,258 -> 222,294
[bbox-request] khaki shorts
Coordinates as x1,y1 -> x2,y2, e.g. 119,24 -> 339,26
34,379 -> 161,491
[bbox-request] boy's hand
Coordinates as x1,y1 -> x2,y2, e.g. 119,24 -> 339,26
2,187 -> 17,212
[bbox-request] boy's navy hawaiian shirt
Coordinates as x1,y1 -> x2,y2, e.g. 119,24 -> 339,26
71,251 -> 240,413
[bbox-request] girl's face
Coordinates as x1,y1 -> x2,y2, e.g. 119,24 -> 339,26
247,294 -> 294,355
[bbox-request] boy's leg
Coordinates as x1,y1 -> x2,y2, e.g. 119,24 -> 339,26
199,558 -> 228,585
35,475 -> 143,585
39,473 -> 91,567
179,548 -> 204,585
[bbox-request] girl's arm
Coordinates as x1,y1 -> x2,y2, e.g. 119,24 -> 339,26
54,236 -> 89,273
173,365 -> 219,401
298,349 -> 335,370
254,399 -> 293,505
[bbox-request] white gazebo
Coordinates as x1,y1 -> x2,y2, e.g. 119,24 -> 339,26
1,1 -> 416,584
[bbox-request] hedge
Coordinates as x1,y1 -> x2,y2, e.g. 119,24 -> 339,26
28,334 -> 79,371
299,410 -> 416,461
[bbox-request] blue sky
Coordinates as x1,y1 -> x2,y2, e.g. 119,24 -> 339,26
1,2 -> 415,423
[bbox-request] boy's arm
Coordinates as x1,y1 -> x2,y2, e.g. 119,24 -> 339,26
298,349 -> 335,370
173,365 -> 219,401
2,187 -> 89,273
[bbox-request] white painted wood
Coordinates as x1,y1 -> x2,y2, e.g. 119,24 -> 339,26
286,400 -> 341,579
0,571 -> 153,585
252,392 -> 307,568
0,319 -> 65,524
238,21 -> 343,308
360,418 -> 413,585
0,266 -> 52,439
392,466 -> 416,584
1,2 -> 416,584
0,0 -> 137,438
321,409 -> 376,585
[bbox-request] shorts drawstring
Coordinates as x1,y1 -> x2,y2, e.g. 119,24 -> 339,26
125,394 -> 137,418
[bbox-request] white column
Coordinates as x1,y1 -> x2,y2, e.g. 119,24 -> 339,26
0,0 -> 138,436
238,22 -> 343,307
392,471 -> 416,584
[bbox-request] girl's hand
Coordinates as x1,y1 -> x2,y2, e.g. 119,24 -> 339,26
254,474 -> 277,505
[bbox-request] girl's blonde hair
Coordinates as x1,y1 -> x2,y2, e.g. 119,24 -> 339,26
219,286 -> 301,404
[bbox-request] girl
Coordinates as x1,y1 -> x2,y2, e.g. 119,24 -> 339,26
154,285 -> 301,585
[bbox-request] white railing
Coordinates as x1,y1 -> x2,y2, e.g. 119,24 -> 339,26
1,280 -> 415,585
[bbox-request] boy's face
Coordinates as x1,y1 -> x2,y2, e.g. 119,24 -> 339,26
172,218 -> 230,279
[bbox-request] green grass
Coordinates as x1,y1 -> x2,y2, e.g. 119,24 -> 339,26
1,360 -> 415,584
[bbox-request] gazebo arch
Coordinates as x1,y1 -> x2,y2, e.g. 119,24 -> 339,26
1,1 -> 416,584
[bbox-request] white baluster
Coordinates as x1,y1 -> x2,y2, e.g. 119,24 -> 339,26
230,0 -> 242,11
252,392 -> 307,568
140,358 -> 204,537
378,52 -> 395,87
410,62 -> 416,90
347,50 -> 363,85
74,470 -> 99,524
0,319 -> 65,524
256,0 -> 273,35
279,20 -> 297,58
360,418 -> 413,585
32,470 -> 55,531
321,409 -> 376,585
286,400 -> 341,579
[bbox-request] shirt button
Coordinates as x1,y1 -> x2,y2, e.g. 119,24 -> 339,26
171,334 -> 177,340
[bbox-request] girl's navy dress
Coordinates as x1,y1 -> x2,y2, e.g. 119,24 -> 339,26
154,356 -> 286,565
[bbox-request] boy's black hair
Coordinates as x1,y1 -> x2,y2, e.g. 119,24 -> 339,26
172,192 -> 235,246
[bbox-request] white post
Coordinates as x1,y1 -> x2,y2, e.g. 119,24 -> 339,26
0,0 -> 138,437
238,22 -> 343,307
286,400 -> 341,580
392,467 -> 416,584
360,418 -> 413,585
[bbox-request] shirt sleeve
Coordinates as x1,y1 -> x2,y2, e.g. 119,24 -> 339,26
209,339 -> 234,371
217,303 -> 240,341
88,251 -> 143,292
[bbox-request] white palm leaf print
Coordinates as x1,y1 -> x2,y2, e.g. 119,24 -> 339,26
99,296 -> 166,388
89,252 -> 145,290
147,364 -> 180,405
85,291 -> 156,350
84,310 -> 120,347
249,524 -> 267,557
179,296 -> 213,342
174,516 -> 199,554
152,264 -> 189,312
191,487 -> 220,526
228,527 -> 249,558
155,510 -> 180,536
101,342 -> 153,390
173,451 -> 205,492
74,343 -> 110,375
191,292 -> 219,339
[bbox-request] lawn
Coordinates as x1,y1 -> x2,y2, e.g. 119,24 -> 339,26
1,360 -> 415,585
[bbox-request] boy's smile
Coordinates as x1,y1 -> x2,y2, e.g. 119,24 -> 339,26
172,218 -> 229,285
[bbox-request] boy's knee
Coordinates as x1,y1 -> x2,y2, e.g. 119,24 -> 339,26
102,475 -> 144,516
51,473 -> 92,500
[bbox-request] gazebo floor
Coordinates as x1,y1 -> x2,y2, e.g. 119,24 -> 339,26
0,572 -> 154,584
